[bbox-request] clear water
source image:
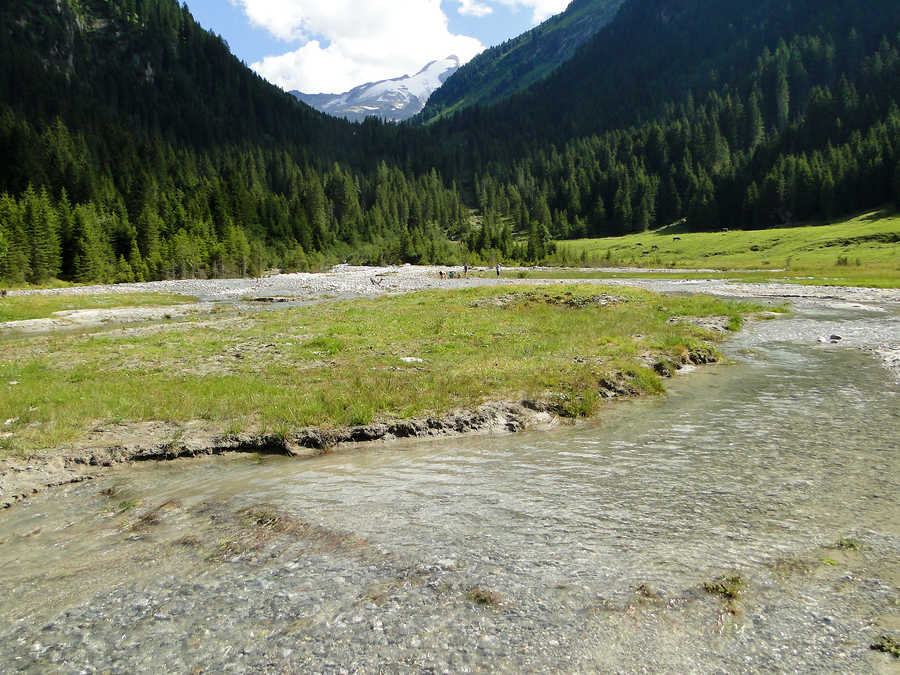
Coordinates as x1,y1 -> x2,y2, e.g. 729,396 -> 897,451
0,301 -> 898,673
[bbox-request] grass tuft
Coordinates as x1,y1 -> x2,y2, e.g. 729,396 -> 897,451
870,636 -> 900,657
703,574 -> 746,601
466,586 -> 502,607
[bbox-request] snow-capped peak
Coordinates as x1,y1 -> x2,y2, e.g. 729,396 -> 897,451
292,56 -> 460,123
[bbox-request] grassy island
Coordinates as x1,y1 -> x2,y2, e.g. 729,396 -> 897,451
0,285 -> 763,458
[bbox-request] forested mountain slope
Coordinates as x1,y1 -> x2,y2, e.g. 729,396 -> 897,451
0,0 -> 468,284
418,0 -> 624,123
416,0 -> 900,249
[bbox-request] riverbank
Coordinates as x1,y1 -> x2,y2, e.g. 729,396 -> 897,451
0,282 -> 755,508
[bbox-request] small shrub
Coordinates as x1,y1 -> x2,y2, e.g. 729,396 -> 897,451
836,255 -> 850,266
117,498 -> 140,512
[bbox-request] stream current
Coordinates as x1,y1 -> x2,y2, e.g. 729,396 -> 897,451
0,297 -> 898,673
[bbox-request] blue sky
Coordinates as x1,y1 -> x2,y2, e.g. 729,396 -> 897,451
180,1 -> 566,93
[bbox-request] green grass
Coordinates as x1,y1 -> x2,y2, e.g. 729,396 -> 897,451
0,285 -> 759,457
547,210 -> 900,288
0,293 -> 196,322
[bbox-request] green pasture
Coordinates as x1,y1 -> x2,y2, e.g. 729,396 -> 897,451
549,211 -> 900,287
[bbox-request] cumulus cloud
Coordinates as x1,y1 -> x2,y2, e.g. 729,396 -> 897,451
458,0 -> 493,17
240,0 -> 485,93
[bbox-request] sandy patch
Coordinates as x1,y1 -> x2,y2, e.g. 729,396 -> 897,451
0,303 -> 217,334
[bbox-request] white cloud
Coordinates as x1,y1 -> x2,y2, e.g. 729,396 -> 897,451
458,0 -> 493,17
240,0 -> 485,93
493,0 -> 571,23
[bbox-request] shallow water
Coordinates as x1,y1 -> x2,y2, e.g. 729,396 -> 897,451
0,301 -> 898,673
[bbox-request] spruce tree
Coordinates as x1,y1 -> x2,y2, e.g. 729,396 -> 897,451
24,186 -> 61,283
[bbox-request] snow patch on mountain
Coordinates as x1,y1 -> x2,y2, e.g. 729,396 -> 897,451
292,56 -> 459,122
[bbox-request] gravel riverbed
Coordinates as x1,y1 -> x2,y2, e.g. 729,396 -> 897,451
8,264 -> 900,306
8,265 -> 900,377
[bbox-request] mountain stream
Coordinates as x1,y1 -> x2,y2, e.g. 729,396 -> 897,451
0,294 -> 897,672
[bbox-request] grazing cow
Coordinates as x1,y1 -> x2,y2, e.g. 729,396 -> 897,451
672,236 -> 681,241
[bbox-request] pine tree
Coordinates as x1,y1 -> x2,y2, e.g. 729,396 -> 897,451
612,185 -> 632,235
71,205 -> 111,283
0,224 -> 7,275
687,170 -> 717,229
742,181 -> 761,227
526,221 -> 543,262
774,68 -> 791,132
127,238 -> 147,281
225,226 -> 251,276
114,254 -> 135,283
589,195 -> 606,236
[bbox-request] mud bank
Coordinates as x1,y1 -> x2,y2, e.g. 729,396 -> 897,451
0,403 -> 552,510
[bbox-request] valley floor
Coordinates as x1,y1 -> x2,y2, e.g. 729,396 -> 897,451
0,266 -> 897,510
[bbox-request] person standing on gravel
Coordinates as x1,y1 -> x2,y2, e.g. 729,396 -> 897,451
495,264 -> 501,278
